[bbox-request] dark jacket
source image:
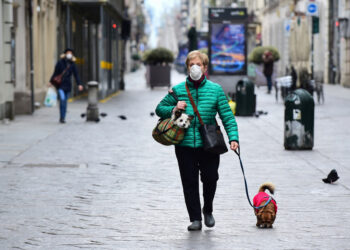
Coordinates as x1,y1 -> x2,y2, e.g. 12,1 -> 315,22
50,57 -> 82,92
263,61 -> 274,77
187,27 -> 198,52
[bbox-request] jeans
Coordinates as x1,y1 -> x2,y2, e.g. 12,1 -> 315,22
266,75 -> 272,92
175,146 -> 220,222
58,89 -> 69,120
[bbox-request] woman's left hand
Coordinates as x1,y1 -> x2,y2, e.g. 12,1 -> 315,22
78,85 -> 84,91
230,141 -> 239,151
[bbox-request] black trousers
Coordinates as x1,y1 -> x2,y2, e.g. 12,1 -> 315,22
175,146 -> 220,222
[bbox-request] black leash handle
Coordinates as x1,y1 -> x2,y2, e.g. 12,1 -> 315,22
234,146 -> 273,210
234,147 -> 255,208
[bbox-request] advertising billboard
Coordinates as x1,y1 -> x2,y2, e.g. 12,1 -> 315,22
175,45 -> 189,67
210,23 -> 245,74
209,8 -> 247,75
197,32 -> 208,50
198,39 -> 208,50
175,45 -> 189,73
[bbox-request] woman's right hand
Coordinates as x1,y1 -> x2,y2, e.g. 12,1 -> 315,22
174,101 -> 187,111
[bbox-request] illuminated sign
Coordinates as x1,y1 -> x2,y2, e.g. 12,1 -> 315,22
209,8 -> 247,75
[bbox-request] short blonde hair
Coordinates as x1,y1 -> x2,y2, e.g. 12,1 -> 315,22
185,50 -> 209,68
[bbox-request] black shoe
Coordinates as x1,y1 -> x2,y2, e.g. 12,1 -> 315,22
187,220 -> 202,231
203,212 -> 215,227
59,119 -> 66,123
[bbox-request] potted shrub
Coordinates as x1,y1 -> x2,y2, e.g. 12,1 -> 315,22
131,53 -> 141,72
248,46 -> 280,64
144,47 -> 174,89
131,53 -> 141,61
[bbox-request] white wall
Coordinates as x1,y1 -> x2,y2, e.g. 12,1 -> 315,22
339,0 -> 350,87
0,0 -> 15,119
0,1 -> 3,110
313,0 -> 329,81
14,0 -> 27,92
1,1 -> 14,99
260,0 -> 329,82
261,3 -> 291,77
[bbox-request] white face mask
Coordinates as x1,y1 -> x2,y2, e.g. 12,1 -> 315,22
66,54 -> 73,60
189,65 -> 202,81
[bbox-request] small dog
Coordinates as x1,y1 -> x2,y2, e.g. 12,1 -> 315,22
253,182 -> 277,228
171,110 -> 194,129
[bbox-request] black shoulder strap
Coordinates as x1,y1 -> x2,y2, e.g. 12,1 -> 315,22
168,90 -> 179,102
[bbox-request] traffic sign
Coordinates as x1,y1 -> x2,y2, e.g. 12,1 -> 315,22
306,2 -> 319,16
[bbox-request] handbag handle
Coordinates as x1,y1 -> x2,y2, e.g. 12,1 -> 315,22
58,64 -> 72,80
185,83 -> 204,125
61,65 -> 71,77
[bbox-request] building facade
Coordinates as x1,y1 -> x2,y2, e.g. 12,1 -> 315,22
124,0 -> 146,73
59,0 -> 127,97
0,0 -> 15,120
338,0 -> 350,87
0,0 -> 134,121
246,0 -> 349,87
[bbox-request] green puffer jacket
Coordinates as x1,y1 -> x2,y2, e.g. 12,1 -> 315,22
155,77 -> 239,148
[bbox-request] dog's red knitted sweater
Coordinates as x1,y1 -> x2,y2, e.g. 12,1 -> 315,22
253,192 -> 278,213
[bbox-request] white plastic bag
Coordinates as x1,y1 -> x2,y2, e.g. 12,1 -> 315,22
44,87 -> 57,107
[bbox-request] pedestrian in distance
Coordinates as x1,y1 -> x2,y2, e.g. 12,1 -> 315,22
187,25 -> 198,52
155,50 -> 239,231
262,50 -> 274,94
49,48 -> 84,123
290,65 -> 297,90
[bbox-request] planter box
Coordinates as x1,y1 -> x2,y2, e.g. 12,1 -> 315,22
146,65 -> 171,89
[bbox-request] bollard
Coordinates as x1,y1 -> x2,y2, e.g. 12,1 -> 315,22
86,81 -> 99,122
284,89 -> 314,150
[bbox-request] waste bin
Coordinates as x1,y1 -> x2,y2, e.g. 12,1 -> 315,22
284,89 -> 314,150
235,78 -> 256,116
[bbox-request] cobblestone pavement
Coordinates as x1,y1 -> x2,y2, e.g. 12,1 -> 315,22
0,66 -> 350,249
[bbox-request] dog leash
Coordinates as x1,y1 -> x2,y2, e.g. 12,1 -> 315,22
234,146 -> 273,210
170,90 -> 272,209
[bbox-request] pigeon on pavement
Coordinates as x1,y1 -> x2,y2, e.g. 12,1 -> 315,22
322,169 -> 339,184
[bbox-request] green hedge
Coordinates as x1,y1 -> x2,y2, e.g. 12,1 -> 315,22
131,53 -> 141,61
143,47 -> 174,65
248,46 -> 280,64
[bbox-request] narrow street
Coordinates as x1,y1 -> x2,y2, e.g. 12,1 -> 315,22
0,66 -> 350,249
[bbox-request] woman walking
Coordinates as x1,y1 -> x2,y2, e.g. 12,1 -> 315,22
155,50 -> 239,231
50,48 -> 84,123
